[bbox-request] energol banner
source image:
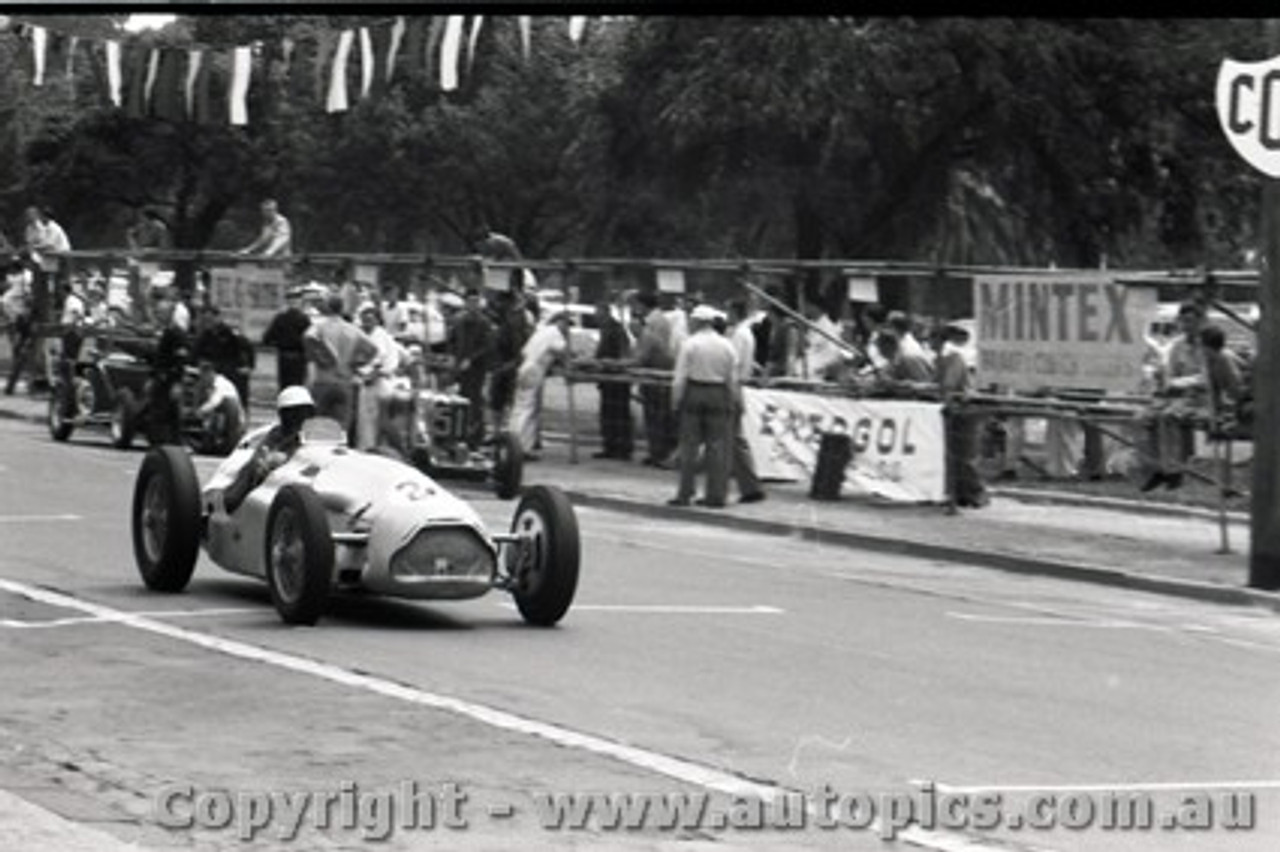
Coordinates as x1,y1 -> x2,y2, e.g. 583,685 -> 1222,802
740,388 -> 946,503
972,275 -> 1157,393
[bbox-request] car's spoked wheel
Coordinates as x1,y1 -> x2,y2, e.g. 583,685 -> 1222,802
131,447 -> 201,592
509,486 -> 580,627
140,475 -> 169,565
265,485 -> 333,626
269,508 -> 305,604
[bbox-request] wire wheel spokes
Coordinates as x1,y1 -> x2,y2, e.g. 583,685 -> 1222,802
141,475 -> 170,564
270,508 -> 306,604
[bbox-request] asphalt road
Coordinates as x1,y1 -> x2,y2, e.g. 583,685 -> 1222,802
0,415 -> 1277,852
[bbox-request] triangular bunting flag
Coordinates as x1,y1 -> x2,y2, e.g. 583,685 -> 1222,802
518,17 -> 532,63
440,15 -> 464,92
327,29 -> 354,113
229,45 -> 252,126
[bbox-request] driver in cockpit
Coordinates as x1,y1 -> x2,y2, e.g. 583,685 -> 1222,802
223,385 -> 315,513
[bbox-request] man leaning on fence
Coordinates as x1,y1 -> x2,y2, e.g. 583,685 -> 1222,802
239,199 -> 292,257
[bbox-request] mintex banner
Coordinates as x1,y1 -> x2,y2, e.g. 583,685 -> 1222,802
741,388 -> 946,503
972,275 -> 1157,393
210,264 -> 287,340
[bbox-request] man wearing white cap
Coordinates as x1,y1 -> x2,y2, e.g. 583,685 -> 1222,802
668,304 -> 739,508
223,385 -> 315,514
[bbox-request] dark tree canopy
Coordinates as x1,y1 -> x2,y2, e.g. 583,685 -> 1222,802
0,15 -> 1268,270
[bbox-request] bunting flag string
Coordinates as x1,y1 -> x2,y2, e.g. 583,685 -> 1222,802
4,14 -> 601,126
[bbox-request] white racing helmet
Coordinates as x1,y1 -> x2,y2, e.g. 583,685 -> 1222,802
276,385 -> 315,413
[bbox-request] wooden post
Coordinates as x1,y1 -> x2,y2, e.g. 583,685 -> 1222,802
1251,26 -> 1280,588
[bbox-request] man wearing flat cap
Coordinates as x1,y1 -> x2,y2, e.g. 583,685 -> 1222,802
668,304 -> 740,508
263,286 -> 311,391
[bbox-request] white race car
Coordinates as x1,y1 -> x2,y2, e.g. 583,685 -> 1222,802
130,419 -> 580,626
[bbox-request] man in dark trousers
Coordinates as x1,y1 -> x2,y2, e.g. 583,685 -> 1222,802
487,288 -> 533,436
449,288 -> 495,448
262,287 -> 311,391
631,290 -> 677,467
593,299 -> 634,460
668,305 -> 739,508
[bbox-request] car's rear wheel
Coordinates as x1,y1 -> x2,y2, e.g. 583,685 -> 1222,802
265,485 -> 333,626
509,485 -> 579,627
48,390 -> 74,442
492,432 -> 523,500
112,389 -> 137,449
132,446 -> 202,592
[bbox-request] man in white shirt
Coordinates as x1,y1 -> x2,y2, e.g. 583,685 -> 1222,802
726,299 -> 765,504
196,360 -> 246,454
511,311 -> 571,457
669,304 -> 739,509
799,301 -> 844,381
239,198 -> 292,257
59,281 -> 87,327
423,289 -> 448,353
24,206 -> 71,255
354,303 -> 405,450
888,311 -> 932,364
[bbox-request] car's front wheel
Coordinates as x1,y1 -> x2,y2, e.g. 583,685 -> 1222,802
509,485 -> 580,627
132,446 -> 202,592
265,485 -> 334,626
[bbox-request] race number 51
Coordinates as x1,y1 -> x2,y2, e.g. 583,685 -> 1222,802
1218,57 -> 1280,176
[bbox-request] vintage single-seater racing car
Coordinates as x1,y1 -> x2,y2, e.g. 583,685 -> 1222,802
129,417 -> 579,626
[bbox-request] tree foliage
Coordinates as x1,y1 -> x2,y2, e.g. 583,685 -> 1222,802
0,15 -> 1269,270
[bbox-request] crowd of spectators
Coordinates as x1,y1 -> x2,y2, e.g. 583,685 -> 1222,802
0,195 -> 1257,508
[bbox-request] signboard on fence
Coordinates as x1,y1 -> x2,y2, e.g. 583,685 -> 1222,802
209,264 -> 286,341
740,387 -> 946,503
972,275 -> 1158,393
656,268 -> 686,294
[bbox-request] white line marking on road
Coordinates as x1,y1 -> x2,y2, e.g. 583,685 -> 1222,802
945,612 -> 1151,629
0,514 -> 81,523
0,576 -> 1010,852
0,607 -> 259,629
496,602 -> 784,614
921,779 -> 1280,794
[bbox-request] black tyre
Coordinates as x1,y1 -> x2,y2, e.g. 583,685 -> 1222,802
111,389 -> 137,449
410,446 -> 436,476
509,485 -> 580,627
492,432 -> 523,500
48,390 -> 74,442
131,446 -> 202,592
264,485 -> 334,625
